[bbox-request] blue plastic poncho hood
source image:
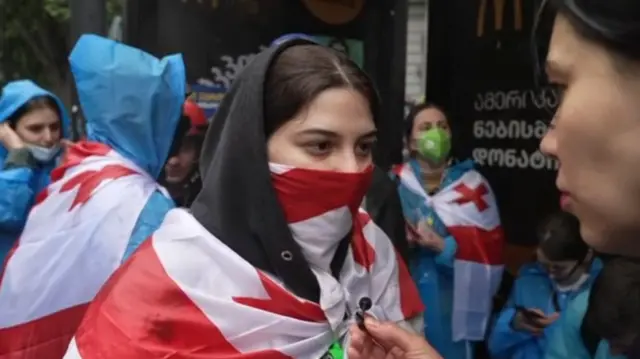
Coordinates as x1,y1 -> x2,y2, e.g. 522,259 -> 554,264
0,80 -> 71,165
69,34 -> 185,178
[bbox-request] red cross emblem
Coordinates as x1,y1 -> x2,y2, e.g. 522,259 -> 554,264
60,165 -> 137,211
451,182 -> 489,212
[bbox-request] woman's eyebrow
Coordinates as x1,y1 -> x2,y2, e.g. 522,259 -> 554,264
297,128 -> 339,138
359,130 -> 378,140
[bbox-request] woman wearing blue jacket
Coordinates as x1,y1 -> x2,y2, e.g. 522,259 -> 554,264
0,80 -> 70,263
67,34 -> 189,260
545,256 -> 640,359
488,211 -> 602,359
0,35 -> 191,358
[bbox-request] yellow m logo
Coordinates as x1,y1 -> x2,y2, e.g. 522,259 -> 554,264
477,0 -> 523,37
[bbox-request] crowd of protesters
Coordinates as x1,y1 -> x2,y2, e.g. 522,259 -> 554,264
0,0 -> 639,358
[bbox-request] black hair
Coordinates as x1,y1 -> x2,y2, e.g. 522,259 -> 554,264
264,44 -> 377,138
403,102 -> 448,144
534,0 -> 640,76
583,257 -> 640,350
551,0 -> 640,61
165,114 -> 191,164
537,211 -> 589,261
7,96 -> 60,128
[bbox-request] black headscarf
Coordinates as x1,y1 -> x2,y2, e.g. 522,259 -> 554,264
191,39 -> 336,303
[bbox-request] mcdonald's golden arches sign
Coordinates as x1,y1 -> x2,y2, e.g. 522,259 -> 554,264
477,0 -> 523,37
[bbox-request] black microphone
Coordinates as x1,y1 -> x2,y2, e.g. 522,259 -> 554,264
355,297 -> 372,331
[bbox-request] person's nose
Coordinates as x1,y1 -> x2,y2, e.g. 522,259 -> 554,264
333,153 -> 368,173
539,124 -> 557,158
41,129 -> 55,147
166,156 -> 180,166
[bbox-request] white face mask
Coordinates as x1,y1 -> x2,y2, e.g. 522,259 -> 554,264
27,144 -> 61,163
555,273 -> 590,292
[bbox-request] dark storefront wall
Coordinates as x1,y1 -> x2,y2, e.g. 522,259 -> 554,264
124,0 -> 407,168
427,0 -> 559,272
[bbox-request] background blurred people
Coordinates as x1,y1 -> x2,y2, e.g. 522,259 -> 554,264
393,103 -> 504,358
488,211 -> 601,359
0,35 -> 188,358
545,256 -> 640,359
161,99 -> 208,207
0,80 -> 70,264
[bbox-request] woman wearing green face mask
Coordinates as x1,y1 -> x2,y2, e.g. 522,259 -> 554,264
392,103 -> 506,359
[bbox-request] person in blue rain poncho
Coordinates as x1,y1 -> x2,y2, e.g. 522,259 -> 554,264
68,34 -> 190,260
392,103 -> 505,359
0,80 -> 70,264
545,256 -> 640,359
0,34 -> 191,358
488,211 -> 602,359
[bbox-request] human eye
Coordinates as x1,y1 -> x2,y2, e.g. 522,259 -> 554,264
27,124 -> 44,133
303,140 -> 333,157
355,140 -> 376,158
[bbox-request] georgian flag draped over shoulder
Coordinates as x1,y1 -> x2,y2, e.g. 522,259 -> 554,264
0,142 -> 161,359
394,163 -> 505,341
63,165 -> 423,359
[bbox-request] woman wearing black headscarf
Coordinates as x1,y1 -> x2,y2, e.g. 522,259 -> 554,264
62,39 -> 426,358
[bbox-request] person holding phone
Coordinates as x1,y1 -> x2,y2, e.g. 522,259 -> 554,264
488,211 -> 602,359
545,256 -> 639,359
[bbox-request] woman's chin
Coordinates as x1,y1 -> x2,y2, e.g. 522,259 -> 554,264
579,222 -> 606,252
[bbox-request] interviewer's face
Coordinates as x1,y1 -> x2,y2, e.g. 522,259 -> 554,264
540,15 -> 640,257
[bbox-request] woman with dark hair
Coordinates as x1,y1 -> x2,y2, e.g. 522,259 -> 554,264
536,0 -> 640,357
488,211 -> 601,359
272,33 -> 411,265
62,39 -> 425,358
0,80 -> 70,264
540,0 -> 640,262
391,103 -> 504,358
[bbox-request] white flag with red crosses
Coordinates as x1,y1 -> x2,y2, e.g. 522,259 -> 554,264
0,141 -> 160,359
430,170 -> 504,341
62,205 -> 424,359
394,163 -> 505,341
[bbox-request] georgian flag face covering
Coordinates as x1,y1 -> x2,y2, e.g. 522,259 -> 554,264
269,163 -> 374,224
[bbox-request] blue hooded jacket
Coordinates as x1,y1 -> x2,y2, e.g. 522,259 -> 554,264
0,80 -> 71,262
545,290 -> 627,359
395,159 -> 478,359
68,34 -> 184,260
488,259 -> 602,359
